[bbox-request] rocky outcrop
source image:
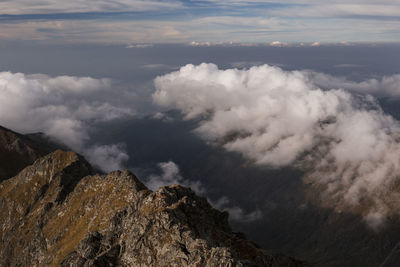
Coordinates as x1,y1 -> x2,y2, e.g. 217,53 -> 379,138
61,180 -> 306,267
0,148 -> 309,266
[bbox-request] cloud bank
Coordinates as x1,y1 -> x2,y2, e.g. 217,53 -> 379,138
0,71 -> 135,171
153,63 -> 400,221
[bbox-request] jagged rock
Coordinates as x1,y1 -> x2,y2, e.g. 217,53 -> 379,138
0,148 -> 309,266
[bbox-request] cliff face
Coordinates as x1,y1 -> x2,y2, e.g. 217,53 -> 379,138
0,126 -> 308,267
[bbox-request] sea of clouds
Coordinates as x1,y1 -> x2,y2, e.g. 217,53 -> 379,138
0,71 -> 134,172
3,63 -> 400,226
153,63 -> 400,226
0,69 -> 262,223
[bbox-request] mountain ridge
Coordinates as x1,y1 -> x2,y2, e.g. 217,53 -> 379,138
0,125 -> 309,266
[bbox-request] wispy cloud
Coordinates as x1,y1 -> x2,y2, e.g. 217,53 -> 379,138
0,1 -> 399,44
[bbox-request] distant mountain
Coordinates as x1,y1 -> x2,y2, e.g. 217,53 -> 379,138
0,126 -> 309,267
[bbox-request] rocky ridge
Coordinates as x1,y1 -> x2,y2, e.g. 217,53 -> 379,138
0,126 -> 309,266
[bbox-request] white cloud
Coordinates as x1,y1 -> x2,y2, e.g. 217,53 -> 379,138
269,41 -> 288,47
85,144 -> 129,173
152,112 -> 174,122
0,71 -> 135,172
189,41 -> 212,47
145,161 -> 205,194
210,196 -> 263,223
153,63 -> 400,222
125,44 -> 154,49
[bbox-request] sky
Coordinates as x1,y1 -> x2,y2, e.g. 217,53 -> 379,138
0,0 -> 399,44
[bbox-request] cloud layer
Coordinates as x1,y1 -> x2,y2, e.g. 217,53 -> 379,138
153,63 -> 400,221
0,71 -> 135,171
1,1 -> 400,43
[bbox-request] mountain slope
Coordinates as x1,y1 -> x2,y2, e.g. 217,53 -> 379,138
0,131 -> 309,266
